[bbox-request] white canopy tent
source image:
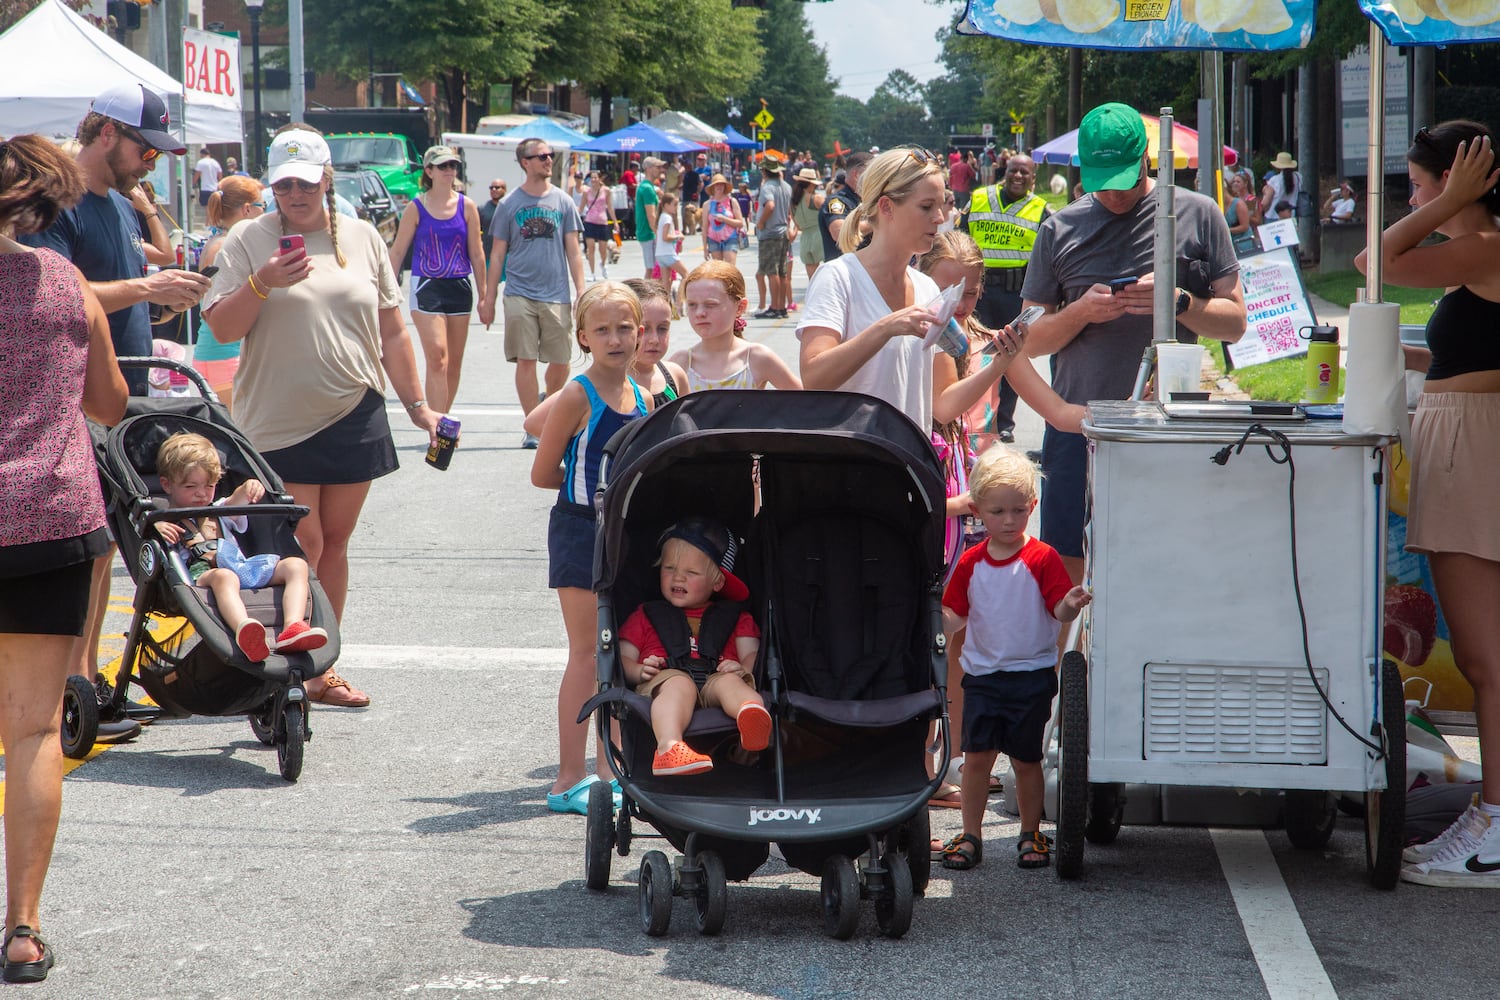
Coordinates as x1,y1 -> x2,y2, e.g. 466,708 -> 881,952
644,110 -> 726,146
0,0 -> 236,144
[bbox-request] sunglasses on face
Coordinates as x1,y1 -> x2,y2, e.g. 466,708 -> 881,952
489,184 -> 505,190
523,152 -> 555,161
115,125 -> 160,163
431,161 -> 459,171
271,178 -> 322,194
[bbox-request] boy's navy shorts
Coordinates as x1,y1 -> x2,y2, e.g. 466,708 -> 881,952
960,666 -> 1058,762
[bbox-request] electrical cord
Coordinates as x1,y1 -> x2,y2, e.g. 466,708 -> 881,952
1210,423 -> 1386,757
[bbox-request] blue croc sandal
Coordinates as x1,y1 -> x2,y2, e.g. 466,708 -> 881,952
546,775 -> 600,815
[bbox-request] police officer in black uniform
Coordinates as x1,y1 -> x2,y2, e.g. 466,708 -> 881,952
818,151 -> 871,262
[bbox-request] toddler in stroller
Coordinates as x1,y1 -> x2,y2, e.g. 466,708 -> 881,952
154,432 -> 327,662
619,517 -> 772,776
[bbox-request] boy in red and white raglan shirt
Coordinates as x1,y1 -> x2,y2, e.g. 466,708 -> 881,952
937,445 -> 1091,872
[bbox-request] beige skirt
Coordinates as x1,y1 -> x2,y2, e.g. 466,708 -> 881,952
1407,391 -> 1500,560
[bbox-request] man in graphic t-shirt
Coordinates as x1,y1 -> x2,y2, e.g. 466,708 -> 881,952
478,138 -> 586,448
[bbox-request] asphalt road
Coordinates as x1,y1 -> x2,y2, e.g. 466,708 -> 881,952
15,235 -> 1498,999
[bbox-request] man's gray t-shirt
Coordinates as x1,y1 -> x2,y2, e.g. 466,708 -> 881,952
757,177 -> 792,239
1021,186 -> 1238,405
493,186 -> 582,303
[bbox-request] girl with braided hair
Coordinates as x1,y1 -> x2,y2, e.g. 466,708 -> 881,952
203,125 -> 441,708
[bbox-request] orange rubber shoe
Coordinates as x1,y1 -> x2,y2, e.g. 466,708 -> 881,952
736,703 -> 772,752
652,741 -> 713,776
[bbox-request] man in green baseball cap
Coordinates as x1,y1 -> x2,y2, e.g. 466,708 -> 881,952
1077,101 -> 1150,193
1012,101 -> 1247,590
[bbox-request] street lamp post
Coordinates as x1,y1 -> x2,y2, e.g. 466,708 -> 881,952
245,0 -> 264,176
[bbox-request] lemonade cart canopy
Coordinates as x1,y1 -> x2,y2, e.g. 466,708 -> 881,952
958,0 -> 1313,49
1358,0 -> 1500,44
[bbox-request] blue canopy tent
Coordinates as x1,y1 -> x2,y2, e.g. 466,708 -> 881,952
492,118 -> 588,147
572,121 -> 706,155
721,124 -> 760,150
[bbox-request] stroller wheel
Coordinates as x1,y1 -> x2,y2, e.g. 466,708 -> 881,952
892,808 -> 931,896
276,703 -> 305,782
249,705 -> 276,746
638,850 -> 673,937
820,855 -> 860,940
874,852 -> 914,939
584,780 -> 615,892
61,675 -> 100,759
616,807 -> 633,857
692,851 -> 727,936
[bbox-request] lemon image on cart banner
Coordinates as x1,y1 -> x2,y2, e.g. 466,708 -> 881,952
1360,0 -> 1500,44
960,0 -> 1314,49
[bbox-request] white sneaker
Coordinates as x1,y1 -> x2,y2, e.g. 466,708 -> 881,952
1401,808 -> 1500,887
1404,793 -> 1481,864
521,433 -> 540,450
601,265 -> 609,280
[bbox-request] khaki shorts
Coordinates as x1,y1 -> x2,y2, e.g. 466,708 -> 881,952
637,666 -> 755,708
502,295 -> 573,364
1407,391 -> 1500,561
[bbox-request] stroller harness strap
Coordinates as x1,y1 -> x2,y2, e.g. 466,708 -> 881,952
641,600 -> 747,687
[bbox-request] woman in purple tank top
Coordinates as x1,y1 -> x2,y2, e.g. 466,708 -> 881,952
389,145 -> 488,413
0,135 -> 128,983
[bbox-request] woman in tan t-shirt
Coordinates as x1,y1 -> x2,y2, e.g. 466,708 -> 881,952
205,125 -> 441,708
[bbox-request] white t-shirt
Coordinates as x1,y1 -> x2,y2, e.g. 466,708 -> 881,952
1329,196 -> 1355,221
195,155 -> 222,192
655,213 -> 680,260
795,253 -> 938,431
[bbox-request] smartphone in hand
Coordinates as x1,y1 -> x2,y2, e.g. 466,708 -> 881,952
278,234 -> 305,256
1109,276 -> 1139,294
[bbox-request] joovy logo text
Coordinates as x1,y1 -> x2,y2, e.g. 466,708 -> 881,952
747,807 -> 822,826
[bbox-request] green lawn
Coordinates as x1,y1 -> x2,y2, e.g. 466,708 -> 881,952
1301,269 -> 1441,326
1213,268 -> 1437,401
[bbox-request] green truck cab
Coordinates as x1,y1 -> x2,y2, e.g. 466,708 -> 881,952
323,132 -> 423,209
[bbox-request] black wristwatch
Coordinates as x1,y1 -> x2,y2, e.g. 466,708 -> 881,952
1174,287 -> 1192,316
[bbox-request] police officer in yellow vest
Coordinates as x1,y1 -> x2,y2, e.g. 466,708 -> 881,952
961,153 -> 1050,441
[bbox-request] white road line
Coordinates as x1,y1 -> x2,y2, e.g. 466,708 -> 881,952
384,405 -> 523,418
1211,828 -> 1339,1000
342,643 -> 569,670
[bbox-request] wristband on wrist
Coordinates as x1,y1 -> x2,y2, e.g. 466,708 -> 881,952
405,399 -> 426,412
246,273 -> 269,300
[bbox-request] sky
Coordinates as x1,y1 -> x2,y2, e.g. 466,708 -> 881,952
802,0 -> 952,102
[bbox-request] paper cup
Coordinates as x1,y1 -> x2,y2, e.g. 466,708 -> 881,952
1156,343 -> 1205,401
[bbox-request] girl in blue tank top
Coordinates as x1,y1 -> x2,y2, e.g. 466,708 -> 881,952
531,281 -> 650,814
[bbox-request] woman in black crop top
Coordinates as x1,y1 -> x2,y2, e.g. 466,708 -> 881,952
1358,119 -> 1500,886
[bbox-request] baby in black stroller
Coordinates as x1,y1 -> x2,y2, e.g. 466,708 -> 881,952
153,431 -> 326,662
61,359 -> 341,782
619,518 -> 772,777
581,390 -> 951,941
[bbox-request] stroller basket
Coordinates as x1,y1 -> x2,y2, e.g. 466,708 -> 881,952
131,616 -> 279,718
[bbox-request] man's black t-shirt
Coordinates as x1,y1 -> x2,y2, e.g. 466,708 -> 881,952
681,168 -> 701,204
818,188 -> 860,261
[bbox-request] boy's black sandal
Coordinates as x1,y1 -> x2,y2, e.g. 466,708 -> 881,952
940,833 -> 983,870
1017,830 -> 1052,869
2,925 -> 55,984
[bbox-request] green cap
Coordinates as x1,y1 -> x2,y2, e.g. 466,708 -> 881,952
1078,103 -> 1147,193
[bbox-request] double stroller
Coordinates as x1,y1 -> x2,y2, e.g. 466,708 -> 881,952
580,391 -> 951,940
62,358 -> 341,781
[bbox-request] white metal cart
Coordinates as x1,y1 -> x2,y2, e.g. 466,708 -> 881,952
1056,400 -> 1405,888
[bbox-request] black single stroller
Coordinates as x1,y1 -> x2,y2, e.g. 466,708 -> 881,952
579,391 -> 951,940
63,359 -> 340,781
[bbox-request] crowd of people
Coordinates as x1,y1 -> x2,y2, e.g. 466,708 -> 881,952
7,82 -> 1500,982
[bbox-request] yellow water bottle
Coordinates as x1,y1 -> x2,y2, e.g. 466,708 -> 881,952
1301,325 -> 1340,404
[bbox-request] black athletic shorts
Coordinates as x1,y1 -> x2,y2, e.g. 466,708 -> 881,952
260,388 -> 398,486
413,275 -> 474,316
0,554 -> 98,636
960,666 -> 1058,762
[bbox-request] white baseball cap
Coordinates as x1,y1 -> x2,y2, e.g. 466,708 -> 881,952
266,129 -> 330,185
90,83 -> 185,155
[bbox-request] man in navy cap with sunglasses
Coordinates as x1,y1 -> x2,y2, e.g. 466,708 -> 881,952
22,83 -> 214,740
